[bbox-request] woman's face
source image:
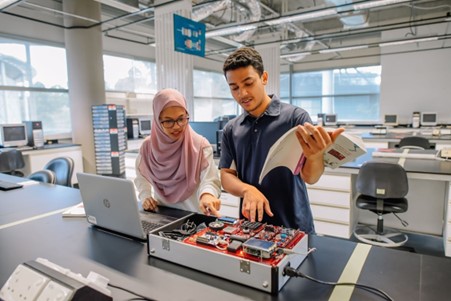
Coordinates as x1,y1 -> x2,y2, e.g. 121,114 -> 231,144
159,106 -> 189,140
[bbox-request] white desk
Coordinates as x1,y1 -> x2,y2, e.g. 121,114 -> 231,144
307,149 -> 451,256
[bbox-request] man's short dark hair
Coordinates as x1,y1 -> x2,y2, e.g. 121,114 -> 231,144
223,47 -> 264,77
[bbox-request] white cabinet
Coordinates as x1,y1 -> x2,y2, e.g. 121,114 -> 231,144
20,146 -> 83,185
219,192 -> 240,218
125,152 -> 138,180
307,173 -> 355,238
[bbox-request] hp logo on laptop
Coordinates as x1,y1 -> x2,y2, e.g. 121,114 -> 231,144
103,199 -> 111,208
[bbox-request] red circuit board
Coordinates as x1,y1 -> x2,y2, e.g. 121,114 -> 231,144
182,219 -> 306,266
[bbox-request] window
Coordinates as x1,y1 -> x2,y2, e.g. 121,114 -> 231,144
193,69 -> 237,121
103,55 -> 156,94
280,72 -> 290,104
0,37 -> 70,138
103,55 -> 157,117
290,66 -> 381,123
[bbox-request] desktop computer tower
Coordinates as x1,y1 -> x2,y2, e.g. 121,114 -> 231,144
24,121 -> 44,148
216,130 -> 223,157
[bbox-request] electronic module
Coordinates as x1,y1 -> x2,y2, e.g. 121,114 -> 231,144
147,214 -> 309,293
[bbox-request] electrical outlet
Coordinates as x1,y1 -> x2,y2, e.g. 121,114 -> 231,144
36,281 -> 73,301
0,264 -> 49,301
1,259 -> 112,301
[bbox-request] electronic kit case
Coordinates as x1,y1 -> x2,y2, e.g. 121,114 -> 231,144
147,214 -> 308,294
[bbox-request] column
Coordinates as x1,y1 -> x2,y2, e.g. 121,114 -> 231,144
155,0 -> 194,115
63,0 -> 106,173
322,70 -> 334,114
256,44 -> 280,97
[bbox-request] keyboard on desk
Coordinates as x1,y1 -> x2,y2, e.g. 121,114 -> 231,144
0,180 -> 23,191
141,220 -> 164,233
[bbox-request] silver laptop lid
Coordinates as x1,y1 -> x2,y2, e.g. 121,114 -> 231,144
76,172 -> 194,240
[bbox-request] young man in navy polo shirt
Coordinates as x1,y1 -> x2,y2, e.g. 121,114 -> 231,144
219,47 -> 344,233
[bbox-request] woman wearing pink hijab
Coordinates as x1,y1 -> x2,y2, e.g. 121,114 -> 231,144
134,88 -> 221,216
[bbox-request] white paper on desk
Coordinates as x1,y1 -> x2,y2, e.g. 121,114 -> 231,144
259,127 -> 303,184
62,202 -> 86,217
18,180 -> 40,186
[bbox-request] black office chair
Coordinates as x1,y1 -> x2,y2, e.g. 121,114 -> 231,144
0,149 -> 25,177
43,157 -> 74,187
28,169 -> 57,184
398,136 -> 430,150
353,161 -> 409,248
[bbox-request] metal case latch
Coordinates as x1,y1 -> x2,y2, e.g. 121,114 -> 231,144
162,239 -> 170,251
240,260 -> 250,274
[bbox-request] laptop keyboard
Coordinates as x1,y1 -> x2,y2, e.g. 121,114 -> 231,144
141,220 -> 164,233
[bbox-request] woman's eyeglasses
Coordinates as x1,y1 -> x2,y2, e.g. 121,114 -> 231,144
160,116 -> 190,129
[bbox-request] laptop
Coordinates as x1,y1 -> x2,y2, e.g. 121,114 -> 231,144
76,172 -> 194,241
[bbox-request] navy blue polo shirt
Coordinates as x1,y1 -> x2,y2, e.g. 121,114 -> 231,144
219,95 -> 315,233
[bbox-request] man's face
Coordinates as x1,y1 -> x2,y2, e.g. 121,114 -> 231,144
225,65 -> 269,117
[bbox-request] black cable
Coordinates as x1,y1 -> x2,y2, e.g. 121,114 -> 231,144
283,266 -> 394,301
108,283 -> 157,301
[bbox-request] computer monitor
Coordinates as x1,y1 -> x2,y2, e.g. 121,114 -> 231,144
384,114 -> 398,126
421,112 -> 437,127
0,123 -> 28,148
189,121 -> 219,145
324,114 -> 337,126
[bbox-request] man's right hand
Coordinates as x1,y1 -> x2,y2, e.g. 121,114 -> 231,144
242,185 -> 274,222
142,197 -> 158,212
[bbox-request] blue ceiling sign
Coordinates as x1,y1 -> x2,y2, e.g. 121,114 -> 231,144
173,14 -> 206,58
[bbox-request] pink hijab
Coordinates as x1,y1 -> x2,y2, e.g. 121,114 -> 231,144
138,88 -> 209,203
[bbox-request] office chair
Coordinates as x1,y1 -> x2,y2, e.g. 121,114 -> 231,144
28,169 -> 56,184
398,136 -> 430,150
43,157 -> 74,187
0,149 -> 25,177
353,161 -> 409,248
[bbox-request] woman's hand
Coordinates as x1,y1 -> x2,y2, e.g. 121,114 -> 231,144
142,197 -> 159,212
199,193 -> 221,217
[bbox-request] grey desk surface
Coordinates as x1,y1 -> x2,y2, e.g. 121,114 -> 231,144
340,148 -> 451,176
2,174 -> 451,300
0,174 -> 81,226
361,131 -> 451,142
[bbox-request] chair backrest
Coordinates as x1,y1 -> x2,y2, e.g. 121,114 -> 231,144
398,136 -> 430,150
28,169 -> 57,184
356,161 -> 408,199
43,157 -> 74,187
0,149 -> 25,176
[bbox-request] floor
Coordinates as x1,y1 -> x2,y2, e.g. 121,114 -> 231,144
348,230 -> 445,257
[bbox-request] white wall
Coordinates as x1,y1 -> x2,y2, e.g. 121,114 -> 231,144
380,24 -> 451,125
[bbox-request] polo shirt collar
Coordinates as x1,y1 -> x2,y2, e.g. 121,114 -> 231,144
241,94 -> 281,124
